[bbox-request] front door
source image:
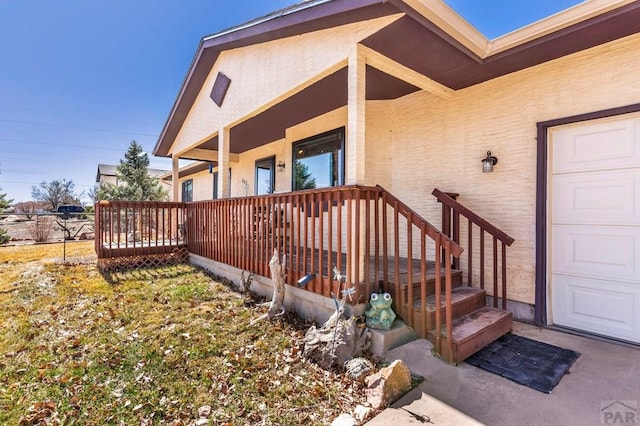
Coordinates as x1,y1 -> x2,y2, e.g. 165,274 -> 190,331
550,113 -> 640,343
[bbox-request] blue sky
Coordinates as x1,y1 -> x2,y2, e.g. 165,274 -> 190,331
0,0 -> 581,204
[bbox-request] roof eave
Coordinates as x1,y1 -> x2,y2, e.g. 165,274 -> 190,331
153,0 -> 391,158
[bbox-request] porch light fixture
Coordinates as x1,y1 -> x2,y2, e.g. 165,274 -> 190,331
277,161 -> 286,172
482,151 -> 498,173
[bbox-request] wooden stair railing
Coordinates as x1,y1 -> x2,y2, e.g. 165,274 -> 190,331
376,186 -> 463,359
433,188 -> 515,309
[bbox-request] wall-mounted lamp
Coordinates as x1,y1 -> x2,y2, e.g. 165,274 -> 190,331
277,161 -> 286,172
481,151 -> 498,173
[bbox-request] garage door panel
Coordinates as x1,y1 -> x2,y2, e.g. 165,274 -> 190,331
552,118 -> 640,174
552,225 -> 640,283
552,169 -> 640,224
552,275 -> 639,342
550,114 -> 640,343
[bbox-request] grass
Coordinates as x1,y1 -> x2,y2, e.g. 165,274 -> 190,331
0,242 -> 369,425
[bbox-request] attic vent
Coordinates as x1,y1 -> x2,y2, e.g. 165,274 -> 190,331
210,72 -> 231,107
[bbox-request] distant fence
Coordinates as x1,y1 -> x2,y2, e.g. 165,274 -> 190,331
0,211 -> 94,243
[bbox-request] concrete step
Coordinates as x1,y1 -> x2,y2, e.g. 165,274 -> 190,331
368,319 -> 419,356
444,307 -> 513,364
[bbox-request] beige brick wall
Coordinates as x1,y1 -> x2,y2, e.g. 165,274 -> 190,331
176,170 -> 213,202
171,14 -> 402,156
168,17 -> 640,305
364,101 -> 393,189
388,32 -> 640,304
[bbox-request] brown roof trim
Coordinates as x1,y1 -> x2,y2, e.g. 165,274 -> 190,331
385,0 -> 482,63
162,161 -> 213,181
153,0 -> 396,157
371,0 -> 640,90
155,0 -> 640,157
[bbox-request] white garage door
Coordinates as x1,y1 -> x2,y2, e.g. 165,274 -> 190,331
550,114 -> 640,343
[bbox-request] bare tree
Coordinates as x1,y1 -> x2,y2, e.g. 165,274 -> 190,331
31,179 -> 82,211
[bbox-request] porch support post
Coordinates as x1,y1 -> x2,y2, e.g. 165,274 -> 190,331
171,155 -> 179,201
347,46 -> 367,285
346,46 -> 366,185
217,127 -> 231,198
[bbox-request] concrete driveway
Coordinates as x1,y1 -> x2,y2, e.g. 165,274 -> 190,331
367,322 -> 640,426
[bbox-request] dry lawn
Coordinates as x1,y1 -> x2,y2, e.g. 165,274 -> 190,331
0,242 -> 369,425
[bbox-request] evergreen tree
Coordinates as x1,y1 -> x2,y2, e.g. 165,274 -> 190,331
294,161 -> 316,190
97,141 -> 168,201
0,187 -> 13,244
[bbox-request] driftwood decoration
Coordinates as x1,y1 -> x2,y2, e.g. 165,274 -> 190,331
267,249 -> 286,320
249,249 -> 286,325
239,270 -> 255,293
302,268 -> 371,370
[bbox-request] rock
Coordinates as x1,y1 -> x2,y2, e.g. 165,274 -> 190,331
331,413 -> 356,426
353,404 -> 374,423
197,405 -> 211,418
345,357 -> 374,382
303,317 -> 371,371
365,359 -> 412,409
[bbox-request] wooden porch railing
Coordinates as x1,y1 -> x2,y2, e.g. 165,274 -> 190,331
184,185 -> 462,356
433,188 -> 515,309
93,187 -> 465,357
95,200 -> 187,259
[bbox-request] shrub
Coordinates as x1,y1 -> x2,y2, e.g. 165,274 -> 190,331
27,216 -> 55,242
14,201 -> 39,221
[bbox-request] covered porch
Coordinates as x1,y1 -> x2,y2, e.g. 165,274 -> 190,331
95,183 -> 516,364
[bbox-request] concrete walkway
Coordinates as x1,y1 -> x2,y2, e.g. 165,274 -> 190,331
367,322 -> 640,426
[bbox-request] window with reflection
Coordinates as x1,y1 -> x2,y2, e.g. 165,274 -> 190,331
182,179 -> 193,202
212,168 -> 231,199
255,156 -> 275,195
292,128 -> 344,191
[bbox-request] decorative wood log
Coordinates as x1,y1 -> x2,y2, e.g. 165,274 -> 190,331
249,249 -> 286,325
268,249 -> 286,320
239,270 -> 255,293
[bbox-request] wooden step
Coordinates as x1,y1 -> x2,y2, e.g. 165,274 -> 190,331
424,286 -> 486,320
388,269 -> 463,299
444,307 -> 513,364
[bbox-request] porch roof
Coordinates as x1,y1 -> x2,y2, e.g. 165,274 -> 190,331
153,0 -> 640,158
160,161 -> 212,181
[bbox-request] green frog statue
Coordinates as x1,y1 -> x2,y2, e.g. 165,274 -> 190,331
365,292 -> 396,331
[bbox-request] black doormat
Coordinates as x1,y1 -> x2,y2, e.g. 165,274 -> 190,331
465,333 -> 580,393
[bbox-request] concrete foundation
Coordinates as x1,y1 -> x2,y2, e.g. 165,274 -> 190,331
189,253 -> 367,325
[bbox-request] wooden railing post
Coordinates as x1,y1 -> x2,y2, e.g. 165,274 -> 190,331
432,188 -> 514,311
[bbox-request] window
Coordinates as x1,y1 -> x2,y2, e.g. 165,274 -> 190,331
212,172 -> 218,200
212,168 -> 232,199
255,156 -> 275,195
292,128 -> 344,191
182,179 -> 193,202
